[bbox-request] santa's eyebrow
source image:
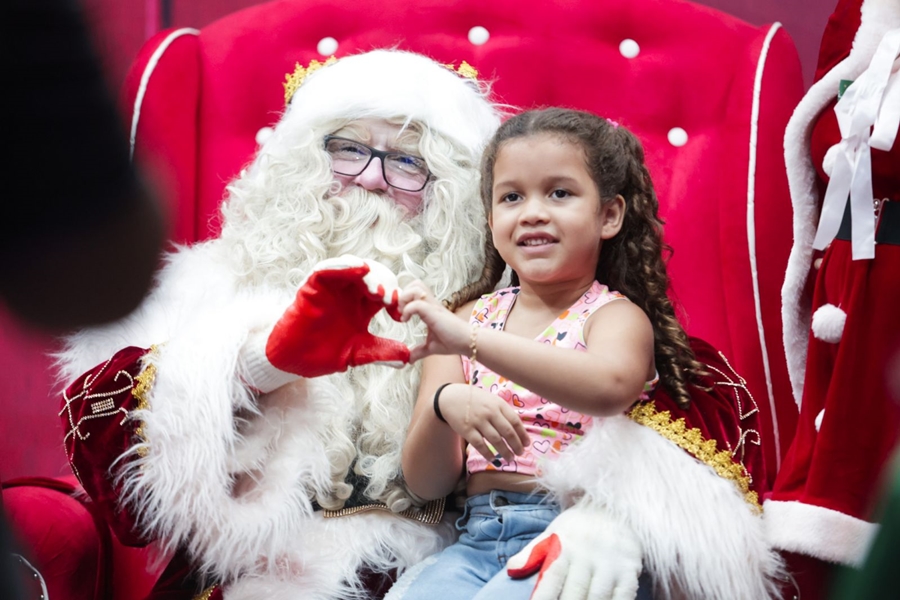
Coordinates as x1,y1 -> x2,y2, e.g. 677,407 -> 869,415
332,123 -> 371,141
330,124 -> 422,156
391,126 -> 422,153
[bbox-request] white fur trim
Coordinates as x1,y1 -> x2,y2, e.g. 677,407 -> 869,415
856,0 -> 900,62
811,303 -> 847,343
748,23 -> 784,469
129,28 -> 199,160
538,416 -> 784,599
220,512 -> 451,600
56,245 -> 450,593
261,50 -> 501,163
782,65 -> 853,407
782,0 -> 900,407
763,499 -> 879,566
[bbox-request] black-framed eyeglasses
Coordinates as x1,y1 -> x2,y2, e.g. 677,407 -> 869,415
323,135 -> 432,192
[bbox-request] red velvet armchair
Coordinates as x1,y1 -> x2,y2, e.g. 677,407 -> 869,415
3,0 -> 804,598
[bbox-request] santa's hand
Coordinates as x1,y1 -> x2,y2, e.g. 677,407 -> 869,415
507,502 -> 642,600
245,256 -> 409,391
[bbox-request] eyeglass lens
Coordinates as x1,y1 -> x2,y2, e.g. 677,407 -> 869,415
325,137 -> 430,192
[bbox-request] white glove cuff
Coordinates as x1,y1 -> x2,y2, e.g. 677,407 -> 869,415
241,327 -> 300,394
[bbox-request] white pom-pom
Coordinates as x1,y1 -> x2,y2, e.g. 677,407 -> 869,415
255,126 -> 274,146
811,303 -> 846,343
822,143 -> 840,177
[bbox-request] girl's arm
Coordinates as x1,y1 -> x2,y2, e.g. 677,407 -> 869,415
403,288 -> 654,417
478,300 -> 655,416
402,299 -> 530,501
402,353 -> 467,501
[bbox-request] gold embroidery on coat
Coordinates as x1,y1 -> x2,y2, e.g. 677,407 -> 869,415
132,346 -> 159,457
60,356 -> 137,484
627,401 -> 760,511
193,586 -> 217,600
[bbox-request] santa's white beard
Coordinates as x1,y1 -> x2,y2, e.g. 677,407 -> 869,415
322,187 -> 428,285
307,189 -> 432,510
223,187 -> 435,510
220,185 -> 431,292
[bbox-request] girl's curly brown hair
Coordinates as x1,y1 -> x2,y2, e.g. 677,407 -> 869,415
450,108 -> 703,408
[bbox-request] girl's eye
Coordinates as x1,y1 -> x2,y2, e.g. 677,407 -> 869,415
501,193 -> 521,203
551,189 -> 570,199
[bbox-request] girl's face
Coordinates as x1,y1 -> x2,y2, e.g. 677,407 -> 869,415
489,134 -> 624,288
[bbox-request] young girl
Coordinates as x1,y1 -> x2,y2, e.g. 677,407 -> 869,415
393,108 -> 702,600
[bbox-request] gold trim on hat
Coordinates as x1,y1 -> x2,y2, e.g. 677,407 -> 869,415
283,56 -> 338,104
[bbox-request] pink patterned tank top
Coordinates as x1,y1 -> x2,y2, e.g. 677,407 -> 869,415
462,281 -> 659,478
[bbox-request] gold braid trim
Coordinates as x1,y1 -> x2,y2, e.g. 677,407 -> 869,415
627,401 -> 760,511
283,56 -> 337,104
322,496 -> 445,525
192,586 -> 218,600
132,345 -> 159,457
442,60 -> 479,81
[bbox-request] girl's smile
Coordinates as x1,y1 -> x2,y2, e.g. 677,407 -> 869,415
517,232 -> 559,252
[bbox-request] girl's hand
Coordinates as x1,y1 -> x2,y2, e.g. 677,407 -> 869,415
440,384 -> 531,464
400,281 -> 470,362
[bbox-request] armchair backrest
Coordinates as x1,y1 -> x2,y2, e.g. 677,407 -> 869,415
124,0 -> 803,485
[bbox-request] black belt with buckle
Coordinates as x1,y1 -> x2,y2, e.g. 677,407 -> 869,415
835,198 -> 900,245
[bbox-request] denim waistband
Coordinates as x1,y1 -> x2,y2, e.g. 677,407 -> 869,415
465,489 -> 554,510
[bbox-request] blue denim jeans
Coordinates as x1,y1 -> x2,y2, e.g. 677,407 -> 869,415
387,490 -> 653,600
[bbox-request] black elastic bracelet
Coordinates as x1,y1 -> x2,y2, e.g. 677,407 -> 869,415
433,383 -> 453,423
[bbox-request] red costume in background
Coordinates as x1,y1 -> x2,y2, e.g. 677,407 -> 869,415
766,0 -> 900,596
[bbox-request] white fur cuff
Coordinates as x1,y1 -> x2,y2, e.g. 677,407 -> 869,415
242,327 -> 300,393
763,499 -> 879,566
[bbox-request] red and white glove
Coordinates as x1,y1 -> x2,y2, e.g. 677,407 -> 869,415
244,256 -> 410,391
507,502 -> 643,600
